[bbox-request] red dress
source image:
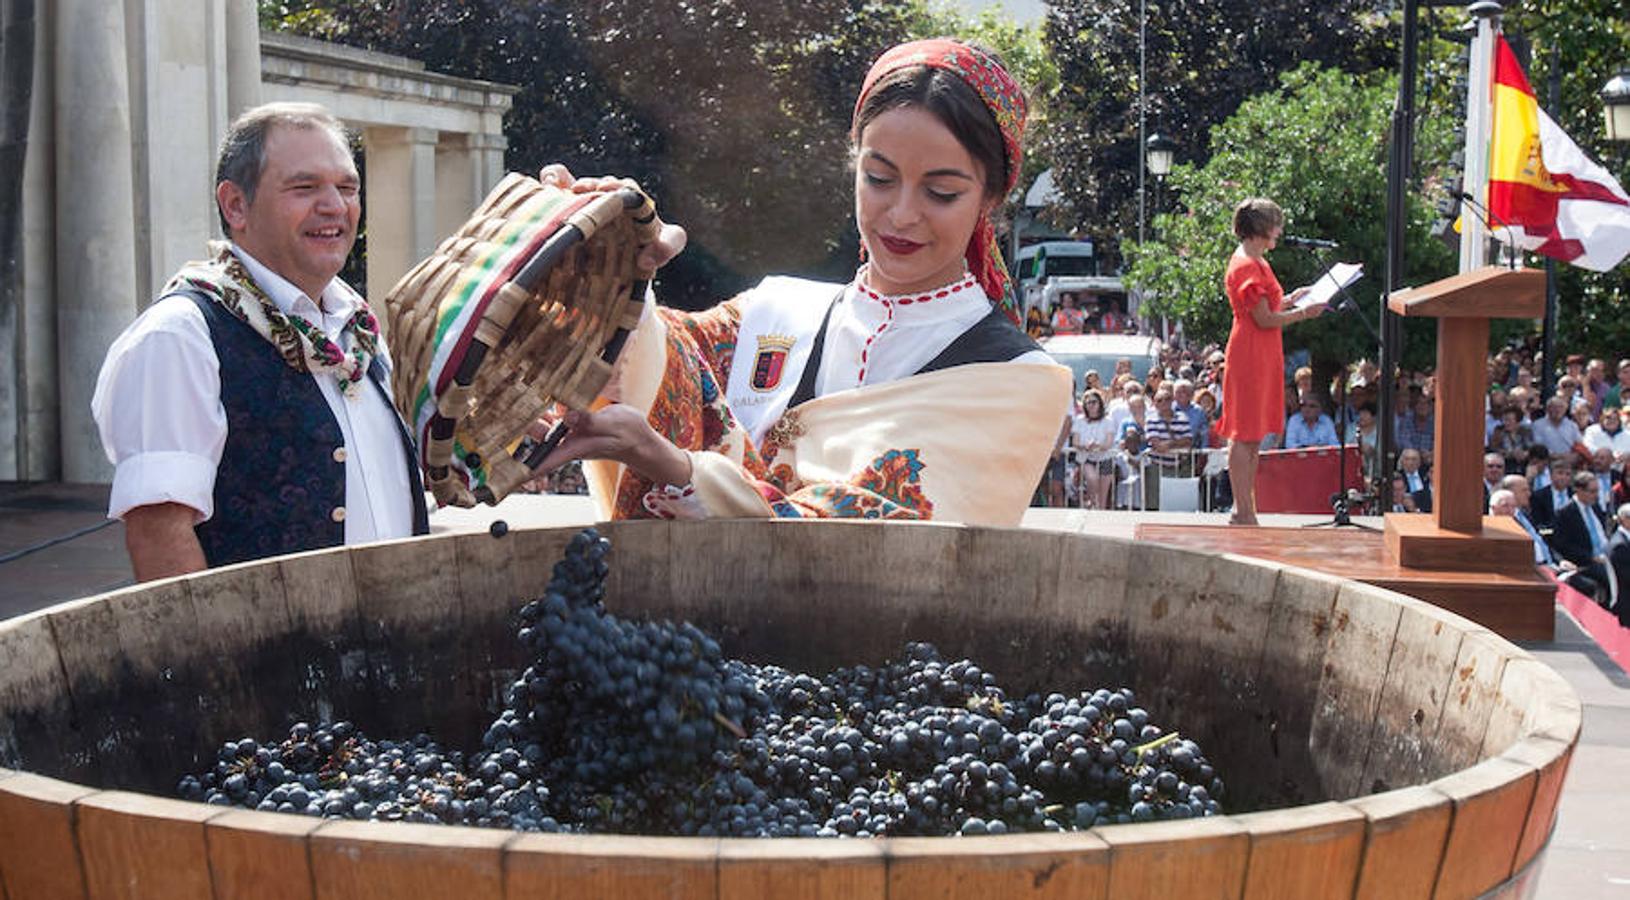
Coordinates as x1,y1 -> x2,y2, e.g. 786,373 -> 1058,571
1215,252 -> 1284,443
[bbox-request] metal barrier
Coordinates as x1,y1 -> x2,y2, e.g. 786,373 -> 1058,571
1061,448 -> 1228,511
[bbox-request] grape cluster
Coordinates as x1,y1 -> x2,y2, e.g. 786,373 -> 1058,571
182,528 -> 1225,836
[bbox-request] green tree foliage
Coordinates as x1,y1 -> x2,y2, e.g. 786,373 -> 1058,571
260,0 -> 1056,309
1040,0 -> 1394,266
1126,64 -> 1457,370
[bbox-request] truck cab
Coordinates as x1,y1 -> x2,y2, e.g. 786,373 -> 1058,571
1016,240 -> 1097,305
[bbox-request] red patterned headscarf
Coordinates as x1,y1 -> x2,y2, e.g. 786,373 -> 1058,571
853,39 -> 1028,325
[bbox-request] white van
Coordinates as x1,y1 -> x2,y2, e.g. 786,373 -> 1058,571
1038,333 -> 1163,390
1015,241 -> 1097,297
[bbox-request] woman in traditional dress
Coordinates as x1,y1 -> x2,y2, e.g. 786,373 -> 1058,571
1213,198 -> 1324,525
536,40 -> 1071,525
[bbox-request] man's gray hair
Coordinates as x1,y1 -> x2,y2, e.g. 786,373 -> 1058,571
215,102 -> 351,234
1489,489 -> 1515,512
1619,502 -> 1630,521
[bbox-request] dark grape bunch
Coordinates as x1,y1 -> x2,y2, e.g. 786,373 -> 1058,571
181,528 -> 1225,836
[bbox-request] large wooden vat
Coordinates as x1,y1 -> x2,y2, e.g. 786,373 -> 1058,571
0,520 -> 1578,899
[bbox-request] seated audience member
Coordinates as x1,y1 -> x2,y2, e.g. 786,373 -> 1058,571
1283,393 -> 1339,450
1397,447 -> 1432,513
1526,443 -> 1553,490
1583,406 -> 1630,465
1500,478 -> 1607,601
1347,402 -> 1380,480
1605,359 -> 1630,411
1396,389 -> 1435,461
1552,471 -> 1612,569
1489,406 -> 1532,470
1588,447 -> 1618,516
1505,475 -> 1556,565
1608,503 -> 1630,625
1556,373 -> 1590,417
1388,474 -> 1419,513
1532,396 -> 1582,458
1530,455 -> 1574,530
1483,452 -> 1507,508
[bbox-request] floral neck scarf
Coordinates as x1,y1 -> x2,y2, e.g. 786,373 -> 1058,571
854,39 -> 1028,326
163,241 -> 380,394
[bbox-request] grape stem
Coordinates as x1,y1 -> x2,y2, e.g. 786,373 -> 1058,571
711,711 -> 747,739
1134,731 -> 1180,758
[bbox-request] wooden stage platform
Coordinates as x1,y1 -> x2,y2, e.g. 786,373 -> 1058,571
1132,523 -> 1556,640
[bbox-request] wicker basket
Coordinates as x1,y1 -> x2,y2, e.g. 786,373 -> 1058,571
382,174 -> 659,507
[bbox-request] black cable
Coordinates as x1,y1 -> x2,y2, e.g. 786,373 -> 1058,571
0,518 -> 118,566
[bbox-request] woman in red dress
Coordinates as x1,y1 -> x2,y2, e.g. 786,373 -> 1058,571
1214,198 -> 1324,525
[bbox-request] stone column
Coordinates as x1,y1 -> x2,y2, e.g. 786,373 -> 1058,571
16,0 -> 59,480
223,0 -> 260,117
363,126 -> 437,303
54,0 -> 139,482
434,132 -> 475,239
472,130 -> 508,196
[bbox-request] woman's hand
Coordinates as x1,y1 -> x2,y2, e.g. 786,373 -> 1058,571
1286,286 -> 1312,304
539,164 -> 687,272
533,403 -> 693,487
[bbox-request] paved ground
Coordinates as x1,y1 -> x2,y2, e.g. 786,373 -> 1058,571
2,484 -> 1627,895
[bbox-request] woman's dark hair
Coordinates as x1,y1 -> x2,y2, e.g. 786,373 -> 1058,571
1232,197 -> 1284,240
1082,389 -> 1107,420
1358,402 -> 1377,415
853,54 -> 1016,202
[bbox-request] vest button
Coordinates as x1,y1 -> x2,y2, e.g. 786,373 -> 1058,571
331,506 -> 347,523
332,446 -> 348,463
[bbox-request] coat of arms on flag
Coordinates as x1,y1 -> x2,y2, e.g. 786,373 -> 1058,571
750,334 -> 796,392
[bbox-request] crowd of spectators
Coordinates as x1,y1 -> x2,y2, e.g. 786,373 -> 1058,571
1043,333 -> 1629,520
1481,351 -> 1630,629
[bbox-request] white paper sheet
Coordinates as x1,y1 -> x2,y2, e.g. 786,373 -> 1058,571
1296,262 -> 1363,310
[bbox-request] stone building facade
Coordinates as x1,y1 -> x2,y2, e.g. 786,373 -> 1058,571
0,0 -> 515,482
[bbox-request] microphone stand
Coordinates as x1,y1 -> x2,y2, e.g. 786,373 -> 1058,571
1459,191 -> 1520,270
1298,244 -> 1380,531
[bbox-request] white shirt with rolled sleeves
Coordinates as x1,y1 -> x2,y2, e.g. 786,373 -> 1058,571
91,244 -> 416,543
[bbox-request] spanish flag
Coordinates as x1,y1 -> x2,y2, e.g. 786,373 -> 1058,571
1487,34 -> 1630,272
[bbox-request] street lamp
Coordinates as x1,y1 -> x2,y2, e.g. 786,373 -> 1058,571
1145,133 -> 1177,232
1145,132 -> 1177,179
1603,69 -> 1630,142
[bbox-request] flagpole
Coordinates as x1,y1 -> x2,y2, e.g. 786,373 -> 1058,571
1380,0 -> 1422,489
1460,1 -> 1503,274
1541,44 -> 1560,399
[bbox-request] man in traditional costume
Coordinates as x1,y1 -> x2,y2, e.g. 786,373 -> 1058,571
93,103 -> 427,581
539,40 -> 1072,525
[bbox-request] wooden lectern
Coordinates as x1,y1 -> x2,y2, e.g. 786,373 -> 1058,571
1384,266 -> 1545,571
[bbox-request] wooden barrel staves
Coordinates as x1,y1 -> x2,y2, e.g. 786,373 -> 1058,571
0,521 -> 1579,899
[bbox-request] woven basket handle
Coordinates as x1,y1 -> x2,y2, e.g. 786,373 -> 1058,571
510,188 -> 660,476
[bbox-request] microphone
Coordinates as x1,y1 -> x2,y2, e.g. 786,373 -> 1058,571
1280,235 -> 1338,250
1459,191 -> 1520,268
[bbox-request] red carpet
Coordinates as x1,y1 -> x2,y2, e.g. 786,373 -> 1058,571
1552,574 -> 1630,676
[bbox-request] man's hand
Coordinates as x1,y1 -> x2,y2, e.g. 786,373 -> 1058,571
122,502 -> 207,582
538,164 -> 687,272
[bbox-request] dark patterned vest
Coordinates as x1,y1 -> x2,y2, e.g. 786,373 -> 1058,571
183,292 -> 428,567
